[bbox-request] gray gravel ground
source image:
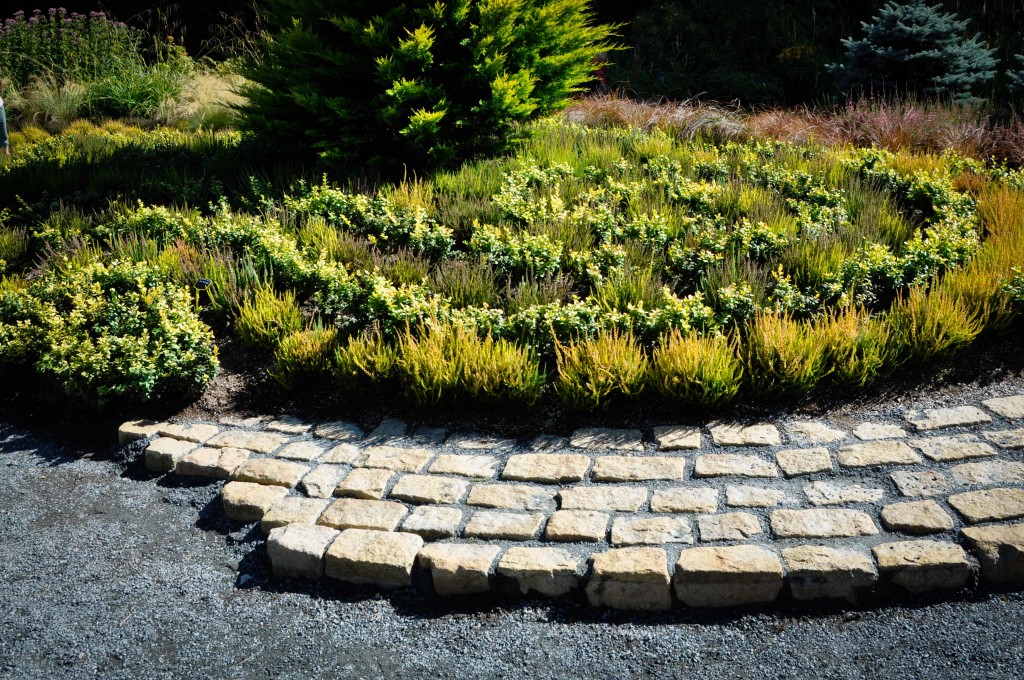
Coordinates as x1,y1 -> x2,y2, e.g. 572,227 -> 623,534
3,424 -> 1024,679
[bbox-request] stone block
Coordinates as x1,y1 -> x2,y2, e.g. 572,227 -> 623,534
951,460 -> 1024,486
261,496 -> 331,532
947,488 -> 1024,524
781,545 -> 877,601
804,482 -> 884,506
463,511 -> 544,540
324,529 -> 423,588
785,421 -> 846,444
446,432 -> 517,451
543,510 -> 609,542
879,500 -> 955,535
905,406 -> 992,431
276,440 -> 327,462
961,523 -> 1024,584
650,488 -> 718,514
852,423 -> 906,440
314,421 -> 364,441
652,426 -> 701,451
400,506 -> 462,539
497,547 -> 580,596
118,419 -> 163,443
318,499 -> 408,531
872,540 -> 972,592
429,454 -> 500,479
558,487 -> 647,512
709,423 -> 781,447
697,512 -> 762,541
221,481 -> 288,522
156,423 -> 219,444
299,465 -> 347,499
320,443 -> 360,465
982,395 -> 1024,419
417,543 -> 501,596
770,509 -> 878,539
586,548 -> 671,611
231,458 -> 309,488
725,486 -> 790,508
776,448 -> 832,477
389,474 -> 469,505
267,524 -> 339,579
908,434 -> 996,463
611,516 -> 693,546
591,456 -> 687,482
466,484 -> 556,511
176,446 -> 250,479
357,445 -> 433,473
265,416 -> 311,435
890,470 -> 949,498
334,468 -> 393,499
674,545 -> 784,607
502,454 -> 591,483
570,427 -> 644,451
367,418 -> 407,442
207,430 -> 288,454
693,454 -> 779,478
144,437 -> 197,473
836,441 -> 921,468
982,429 -> 1024,450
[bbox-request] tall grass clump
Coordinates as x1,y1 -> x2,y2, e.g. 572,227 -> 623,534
395,320 -> 544,407
428,259 -> 500,309
333,331 -> 398,393
235,285 -> 303,349
650,330 -> 742,408
554,329 -> 648,410
743,312 -> 829,399
271,327 -> 339,390
886,285 -> 983,365
817,307 -> 892,388
0,227 -> 30,273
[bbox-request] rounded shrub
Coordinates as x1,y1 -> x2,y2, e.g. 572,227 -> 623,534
240,0 -> 616,170
743,312 -> 829,399
554,329 -> 647,410
650,330 -> 742,408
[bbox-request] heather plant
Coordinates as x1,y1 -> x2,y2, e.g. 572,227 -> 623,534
333,331 -> 398,393
818,306 -> 892,388
650,330 -> 742,408
554,329 -> 648,410
743,312 -> 829,399
886,285 -> 983,365
235,285 -> 303,349
0,227 -> 29,273
271,327 -> 339,390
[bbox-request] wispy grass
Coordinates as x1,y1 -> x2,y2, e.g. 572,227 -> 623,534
235,285 -> 303,349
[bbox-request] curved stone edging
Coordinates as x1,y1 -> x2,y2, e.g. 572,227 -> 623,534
120,394 -> 1024,610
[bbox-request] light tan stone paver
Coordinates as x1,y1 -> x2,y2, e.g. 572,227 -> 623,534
267,524 -> 339,579
650,487 -> 718,514
357,445 -> 433,473
726,486 -> 790,508
982,429 -> 1024,450
558,486 -> 648,512
570,428 -> 644,451
299,465 -> 347,499
529,435 -> 568,452
334,468 -> 393,500
467,484 -> 556,511
709,423 -> 781,447
463,511 -> 544,540
502,454 -> 591,483
544,510 -> 609,542
324,529 -> 423,588
693,454 -> 779,478
318,498 -> 408,531
314,421 -> 363,441
872,540 -> 972,592
176,446 -> 249,479
652,426 -> 701,451
389,474 -> 469,505
591,456 -> 687,482
879,500 -> 955,534
804,482 -> 884,506
836,441 -> 921,468
611,516 -> 693,546
852,423 -> 906,441
446,432 -> 517,451
157,423 -> 219,444
891,470 -> 949,498
697,512 -> 762,541
951,460 -> 1024,486
782,545 -> 877,601
221,481 -> 288,522
367,418 -> 407,442
429,454 -> 500,479
417,543 -> 501,595
207,430 -> 288,454
776,448 -> 832,477
496,547 -> 580,596
586,548 -> 671,611
400,506 -> 462,539
982,395 -> 1024,419
770,509 -> 878,538
265,416 -> 311,435
320,443 -> 360,465
785,421 -> 847,444
232,458 -> 309,488
905,406 -> 992,431
276,441 -> 326,462
675,545 -> 784,607
947,488 -> 1024,524
118,419 -> 163,443
908,435 -> 996,463
961,523 -> 1024,584
144,437 -> 197,473
261,496 -> 331,532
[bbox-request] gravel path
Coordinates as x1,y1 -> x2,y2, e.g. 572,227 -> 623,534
3,423 -> 1024,678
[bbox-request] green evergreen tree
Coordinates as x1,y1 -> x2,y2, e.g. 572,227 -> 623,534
830,0 -> 997,102
240,0 -> 616,171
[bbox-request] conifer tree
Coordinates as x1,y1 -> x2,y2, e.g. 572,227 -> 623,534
240,0 -> 616,171
830,0 -> 997,103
